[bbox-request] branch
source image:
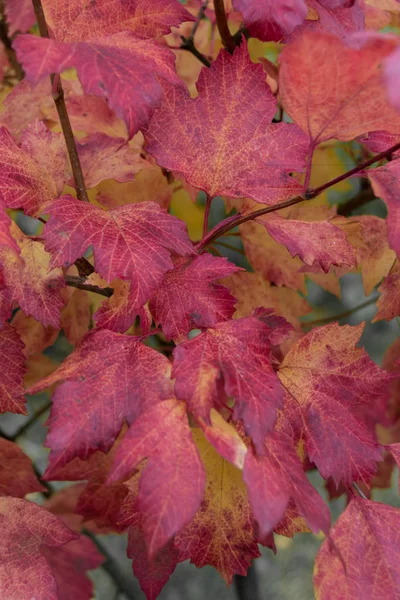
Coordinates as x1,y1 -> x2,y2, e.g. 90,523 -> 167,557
65,275 -> 114,297
213,0 -> 235,53
0,0 -> 24,79
1,400 -> 52,442
197,141 -> 400,251
31,0 -> 89,203
352,482 -> 368,500
179,36 -> 211,67
302,296 -> 378,329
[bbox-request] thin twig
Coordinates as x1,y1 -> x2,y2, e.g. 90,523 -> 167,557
179,36 -> 211,67
6,400 -> 51,442
197,141 -> 400,251
214,0 -> 235,53
302,296 -> 378,328
189,0 -> 209,41
352,482 -> 368,500
202,194 -> 213,238
31,0 -> 89,203
65,275 -> 114,298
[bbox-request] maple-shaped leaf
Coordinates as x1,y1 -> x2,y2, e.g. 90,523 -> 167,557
76,133 -> 148,189
374,261 -> 400,322
145,42 -> 308,204
0,324 -> 26,414
5,0 -> 35,35
150,255 -> 241,342
27,330 -> 174,469
278,323 -> 390,485
0,122 -> 67,216
0,222 -> 66,328
223,271 -> 311,329
11,311 -> 58,357
244,430 -> 330,537
259,214 -> 356,273
108,399 -> 206,556
44,197 -> 193,307
314,497 -> 400,598
232,0 -> 308,41
15,32 -> 183,138
173,311 -> 291,450
41,0 -> 194,42
279,32 -> 400,147
368,158 -> 400,259
0,497 -> 78,599
0,438 -> 44,497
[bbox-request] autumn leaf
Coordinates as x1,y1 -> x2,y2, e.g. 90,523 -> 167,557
259,213 -> 356,272
0,222 -> 66,328
0,497 -> 78,600
150,254 -> 241,341
244,430 -> 330,537
0,438 -> 44,497
384,44 -> 400,112
108,399 -> 206,556
0,123 -> 67,216
173,311 -> 291,450
374,261 -> 400,322
232,0 -> 308,41
60,287 -> 91,347
314,497 -> 400,599
41,0 -> 194,42
145,41 -> 308,204
279,32 -> 400,147
44,197 -> 193,308
278,323 -> 390,485
11,311 -> 58,357
15,33 -> 184,138
27,330 -> 175,469
0,325 -> 26,414
368,158 -> 400,259
300,0 -> 365,41
5,0 -> 35,36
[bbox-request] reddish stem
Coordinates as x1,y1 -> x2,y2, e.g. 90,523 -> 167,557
202,194 -> 213,239
213,0 -> 235,53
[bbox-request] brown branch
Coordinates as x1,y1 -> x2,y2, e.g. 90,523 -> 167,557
352,482 -> 368,500
179,36 -> 211,67
31,0 -> 89,203
0,0 -> 24,79
65,275 -> 114,297
214,0 -> 235,53
197,142 -> 400,251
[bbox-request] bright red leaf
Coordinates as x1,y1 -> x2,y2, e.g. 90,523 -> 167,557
244,430 -> 330,537
27,330 -> 174,470
108,399 -> 206,556
44,197 -> 193,307
173,310 -> 291,451
145,42 -> 308,204
0,497 -> 78,600
150,254 -> 241,341
232,0 -> 308,42
314,497 -> 400,599
279,32 -> 400,146
15,33 -> 183,138
278,323 -> 390,485
0,438 -> 44,497
0,325 -> 26,414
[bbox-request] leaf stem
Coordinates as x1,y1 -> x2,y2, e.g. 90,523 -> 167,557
352,482 -> 368,500
303,296 -> 378,328
31,0 -> 89,203
179,36 -> 211,67
213,0 -> 235,53
197,141 -> 400,251
65,275 -> 114,298
202,194 -> 213,238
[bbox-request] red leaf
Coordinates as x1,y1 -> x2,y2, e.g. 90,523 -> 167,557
173,311 -> 291,450
368,158 -> 400,259
15,33 -> 183,138
384,44 -> 400,111
5,0 -> 35,35
374,262 -> 400,323
314,497 -> 400,598
244,430 -> 330,537
44,197 -> 193,307
279,32 -> 400,146
0,438 -> 44,497
278,323 -> 390,485
150,254 -> 241,341
259,214 -> 356,273
27,330 -> 174,469
41,0 -> 194,42
0,497 -> 78,600
0,325 -> 26,414
298,0 -> 365,41
108,400 -> 206,557
0,123 -> 68,216
145,42 -> 308,204
232,0 -> 308,41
